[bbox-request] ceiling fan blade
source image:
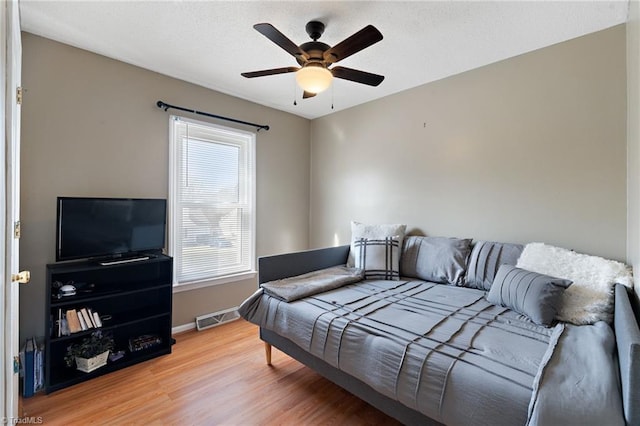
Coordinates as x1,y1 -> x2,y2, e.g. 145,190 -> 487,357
302,91 -> 317,99
241,67 -> 299,78
253,23 -> 309,60
331,66 -> 384,86
323,25 -> 383,64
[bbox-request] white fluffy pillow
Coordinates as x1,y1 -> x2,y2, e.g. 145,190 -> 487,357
516,242 -> 633,325
347,221 -> 407,267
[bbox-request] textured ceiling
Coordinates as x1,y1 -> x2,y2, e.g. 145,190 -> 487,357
19,1 -> 629,120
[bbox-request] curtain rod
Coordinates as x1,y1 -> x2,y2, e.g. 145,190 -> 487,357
156,100 -> 270,132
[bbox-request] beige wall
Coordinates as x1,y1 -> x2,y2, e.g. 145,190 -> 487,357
20,23 -> 631,340
310,26 -> 627,261
627,1 -> 640,296
19,33 -> 310,340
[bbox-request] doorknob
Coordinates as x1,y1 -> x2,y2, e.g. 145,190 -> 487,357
11,270 -> 30,284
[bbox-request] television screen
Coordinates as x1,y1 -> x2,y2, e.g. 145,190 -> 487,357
56,197 -> 167,262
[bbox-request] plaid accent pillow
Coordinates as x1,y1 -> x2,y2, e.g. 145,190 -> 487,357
353,237 -> 400,280
347,221 -> 406,267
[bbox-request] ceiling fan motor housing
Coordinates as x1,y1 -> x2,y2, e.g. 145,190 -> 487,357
297,41 -> 330,65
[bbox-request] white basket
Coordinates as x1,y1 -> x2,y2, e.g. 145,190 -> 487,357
75,350 -> 109,373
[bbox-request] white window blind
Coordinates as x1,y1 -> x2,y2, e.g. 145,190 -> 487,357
169,116 -> 255,285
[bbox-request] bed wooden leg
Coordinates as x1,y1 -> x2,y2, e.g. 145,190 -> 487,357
265,342 -> 272,365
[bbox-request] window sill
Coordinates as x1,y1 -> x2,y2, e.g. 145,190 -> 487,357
173,270 -> 257,293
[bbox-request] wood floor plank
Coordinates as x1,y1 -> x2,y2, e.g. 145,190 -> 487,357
22,320 -> 401,425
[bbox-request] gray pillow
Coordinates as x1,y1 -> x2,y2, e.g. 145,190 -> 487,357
400,236 -> 472,285
487,265 -> 572,326
465,240 -> 524,290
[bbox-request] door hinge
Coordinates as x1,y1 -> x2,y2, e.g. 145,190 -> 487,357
16,87 -> 23,105
13,356 -> 20,374
14,220 -> 20,238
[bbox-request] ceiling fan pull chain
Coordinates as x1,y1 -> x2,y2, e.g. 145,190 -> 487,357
293,79 -> 297,106
331,84 -> 334,110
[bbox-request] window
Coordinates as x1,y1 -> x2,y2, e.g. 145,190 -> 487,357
169,116 -> 255,287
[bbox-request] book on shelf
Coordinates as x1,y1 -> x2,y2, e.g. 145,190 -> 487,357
66,309 -> 82,333
57,309 -> 70,337
80,308 -> 94,329
92,311 -> 103,327
77,311 -> 87,331
87,308 -> 98,328
60,308 -> 104,335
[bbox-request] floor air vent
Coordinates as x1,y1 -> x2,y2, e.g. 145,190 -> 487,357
195,307 -> 240,331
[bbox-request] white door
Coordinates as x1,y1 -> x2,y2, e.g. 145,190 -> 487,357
2,0 -> 24,420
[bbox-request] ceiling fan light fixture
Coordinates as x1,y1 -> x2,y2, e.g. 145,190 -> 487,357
296,64 -> 333,94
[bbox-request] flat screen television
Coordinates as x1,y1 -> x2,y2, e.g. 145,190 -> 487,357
56,197 -> 167,262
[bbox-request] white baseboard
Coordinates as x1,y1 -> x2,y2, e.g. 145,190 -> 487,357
172,322 -> 196,335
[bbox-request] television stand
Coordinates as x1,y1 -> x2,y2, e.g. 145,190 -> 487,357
44,254 -> 173,393
98,256 -> 150,266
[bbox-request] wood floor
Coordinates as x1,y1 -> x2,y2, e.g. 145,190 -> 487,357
22,319 -> 401,425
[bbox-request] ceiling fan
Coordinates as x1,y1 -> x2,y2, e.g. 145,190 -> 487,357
241,21 -> 384,99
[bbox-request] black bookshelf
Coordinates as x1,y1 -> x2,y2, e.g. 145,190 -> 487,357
44,254 -> 173,393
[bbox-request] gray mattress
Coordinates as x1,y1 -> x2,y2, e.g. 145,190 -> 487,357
240,277 -> 625,425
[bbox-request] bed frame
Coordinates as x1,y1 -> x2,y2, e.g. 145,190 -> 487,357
258,245 -> 640,426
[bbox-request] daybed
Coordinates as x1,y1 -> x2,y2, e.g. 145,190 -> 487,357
239,233 -> 640,426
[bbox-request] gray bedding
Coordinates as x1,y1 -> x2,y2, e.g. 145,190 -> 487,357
240,278 -> 625,425
260,265 -> 364,302
527,322 -> 624,425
